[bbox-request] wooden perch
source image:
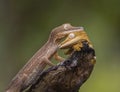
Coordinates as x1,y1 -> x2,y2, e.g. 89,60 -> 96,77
26,41 -> 96,92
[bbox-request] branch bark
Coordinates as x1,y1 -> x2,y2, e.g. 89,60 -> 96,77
25,41 -> 96,92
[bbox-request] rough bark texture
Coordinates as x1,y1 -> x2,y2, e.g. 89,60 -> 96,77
26,41 -> 96,92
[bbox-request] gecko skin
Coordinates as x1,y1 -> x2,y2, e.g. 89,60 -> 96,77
6,24 -> 84,92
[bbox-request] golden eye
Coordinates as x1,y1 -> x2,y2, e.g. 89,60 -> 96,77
69,33 -> 75,38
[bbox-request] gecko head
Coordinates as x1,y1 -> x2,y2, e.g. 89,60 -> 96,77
49,23 -> 84,44
59,27 -> 93,53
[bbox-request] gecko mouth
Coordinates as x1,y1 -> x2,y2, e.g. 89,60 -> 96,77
59,36 -> 81,49
61,27 -> 84,34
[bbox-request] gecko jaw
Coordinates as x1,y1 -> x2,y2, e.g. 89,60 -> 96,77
59,36 -> 81,49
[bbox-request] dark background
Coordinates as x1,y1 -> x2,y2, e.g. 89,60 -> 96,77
0,0 -> 120,92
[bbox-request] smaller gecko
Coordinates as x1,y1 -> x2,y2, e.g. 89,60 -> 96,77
6,24 -> 84,92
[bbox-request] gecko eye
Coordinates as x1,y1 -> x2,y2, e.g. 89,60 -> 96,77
69,33 -> 75,39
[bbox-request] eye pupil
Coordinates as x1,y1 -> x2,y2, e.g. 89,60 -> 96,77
69,33 -> 75,38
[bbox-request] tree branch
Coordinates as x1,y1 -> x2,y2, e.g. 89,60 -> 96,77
26,41 -> 96,92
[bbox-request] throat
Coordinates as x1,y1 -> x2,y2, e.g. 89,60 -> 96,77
42,40 -> 58,58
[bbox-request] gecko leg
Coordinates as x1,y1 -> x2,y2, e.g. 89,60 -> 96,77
54,52 -> 65,62
43,57 -> 55,66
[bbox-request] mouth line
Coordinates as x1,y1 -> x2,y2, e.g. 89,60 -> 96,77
63,27 -> 84,34
59,36 -> 81,49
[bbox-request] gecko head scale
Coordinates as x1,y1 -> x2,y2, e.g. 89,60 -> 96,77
49,23 -> 84,44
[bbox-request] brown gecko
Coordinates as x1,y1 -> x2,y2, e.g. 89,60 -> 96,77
6,24 -> 84,92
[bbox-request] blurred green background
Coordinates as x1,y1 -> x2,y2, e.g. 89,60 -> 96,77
0,0 -> 120,92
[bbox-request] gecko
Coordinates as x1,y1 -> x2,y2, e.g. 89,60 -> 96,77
6,24 -> 84,92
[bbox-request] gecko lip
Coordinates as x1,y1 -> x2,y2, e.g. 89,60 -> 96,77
62,27 -> 84,34
59,36 -> 81,49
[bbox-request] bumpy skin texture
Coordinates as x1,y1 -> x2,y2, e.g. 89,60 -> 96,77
27,41 -> 96,92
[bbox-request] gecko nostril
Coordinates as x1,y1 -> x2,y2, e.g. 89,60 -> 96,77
63,24 -> 71,30
64,24 -> 68,30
